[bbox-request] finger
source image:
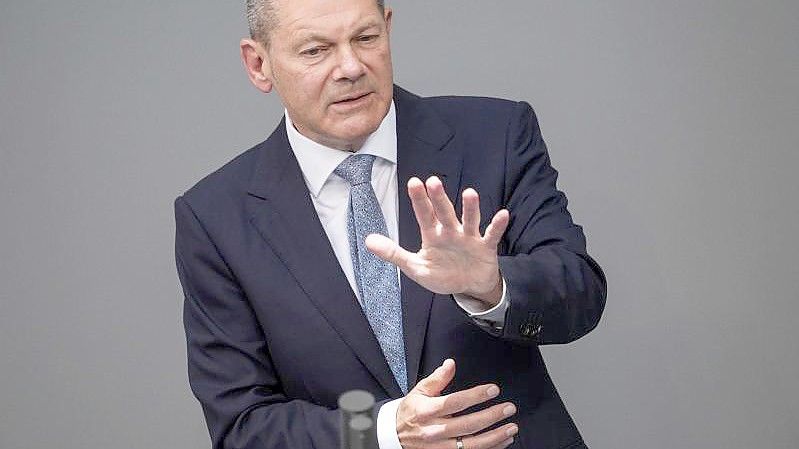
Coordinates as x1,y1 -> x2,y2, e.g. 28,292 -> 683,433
365,234 -> 414,271
412,358 -> 456,397
461,188 -> 481,236
426,176 -> 459,229
408,177 -> 438,234
434,383 -> 500,417
483,209 -> 510,247
441,402 -> 517,439
461,423 -> 519,449
487,437 -> 516,449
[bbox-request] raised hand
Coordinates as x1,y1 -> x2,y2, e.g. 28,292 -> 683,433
365,176 -> 509,307
397,359 -> 518,449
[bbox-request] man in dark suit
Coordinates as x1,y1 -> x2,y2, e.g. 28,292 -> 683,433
174,1 -> 606,448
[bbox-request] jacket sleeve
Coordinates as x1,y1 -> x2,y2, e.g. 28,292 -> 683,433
175,196 -> 343,449
495,101 -> 607,345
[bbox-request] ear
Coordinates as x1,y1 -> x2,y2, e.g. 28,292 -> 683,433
240,38 -> 273,93
384,7 -> 393,34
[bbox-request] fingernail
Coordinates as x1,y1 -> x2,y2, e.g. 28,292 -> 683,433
506,425 -> 518,437
486,385 -> 500,398
503,437 -> 514,447
503,404 -> 516,416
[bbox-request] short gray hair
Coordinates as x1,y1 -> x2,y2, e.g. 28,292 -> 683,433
246,0 -> 386,44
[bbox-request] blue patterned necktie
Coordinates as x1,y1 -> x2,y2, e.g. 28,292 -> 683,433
334,154 -> 408,394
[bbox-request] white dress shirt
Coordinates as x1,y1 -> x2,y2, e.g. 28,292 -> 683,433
285,103 -> 508,449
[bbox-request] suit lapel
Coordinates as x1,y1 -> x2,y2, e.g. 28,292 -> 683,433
394,86 -> 460,388
244,87 -> 460,396
246,120 -> 403,397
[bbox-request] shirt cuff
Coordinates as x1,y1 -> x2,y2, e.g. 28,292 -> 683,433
453,278 -> 509,327
376,398 -> 403,449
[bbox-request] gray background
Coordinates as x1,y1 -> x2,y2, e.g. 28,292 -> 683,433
1,1 -> 797,448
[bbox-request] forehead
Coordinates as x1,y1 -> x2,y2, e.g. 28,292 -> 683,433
272,0 -> 383,39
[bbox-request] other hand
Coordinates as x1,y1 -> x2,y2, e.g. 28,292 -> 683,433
366,176 -> 509,307
396,359 -> 518,449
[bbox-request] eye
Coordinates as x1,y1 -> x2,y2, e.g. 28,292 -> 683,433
300,46 -> 327,57
356,34 -> 379,43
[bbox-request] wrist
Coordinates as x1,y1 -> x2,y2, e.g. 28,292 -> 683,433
463,273 -> 503,307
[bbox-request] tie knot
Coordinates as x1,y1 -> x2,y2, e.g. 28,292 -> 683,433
334,154 -> 376,186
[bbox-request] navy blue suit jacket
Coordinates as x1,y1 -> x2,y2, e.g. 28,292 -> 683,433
175,86 -> 606,449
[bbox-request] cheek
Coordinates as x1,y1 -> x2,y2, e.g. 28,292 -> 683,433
370,57 -> 394,95
303,74 -> 333,109
279,64 -> 328,101
373,46 -> 393,72
286,82 -> 326,121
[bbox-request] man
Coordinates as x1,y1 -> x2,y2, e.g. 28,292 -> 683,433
174,0 -> 606,448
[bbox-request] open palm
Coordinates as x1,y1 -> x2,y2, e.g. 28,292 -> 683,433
366,176 -> 509,306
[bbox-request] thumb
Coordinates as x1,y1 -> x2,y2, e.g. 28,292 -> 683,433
365,234 -> 413,270
412,358 -> 456,397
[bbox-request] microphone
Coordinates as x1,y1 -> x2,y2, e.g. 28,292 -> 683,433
339,390 -> 379,449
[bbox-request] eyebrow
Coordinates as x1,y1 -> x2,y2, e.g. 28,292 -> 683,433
293,20 -> 383,47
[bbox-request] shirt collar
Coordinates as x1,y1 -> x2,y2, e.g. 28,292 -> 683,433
285,102 -> 397,198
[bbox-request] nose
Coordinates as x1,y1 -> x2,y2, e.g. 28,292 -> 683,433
333,45 -> 366,82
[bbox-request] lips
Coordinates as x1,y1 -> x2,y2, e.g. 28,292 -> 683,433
333,92 -> 371,104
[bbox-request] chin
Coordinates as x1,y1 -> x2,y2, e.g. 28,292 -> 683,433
334,116 -> 381,143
